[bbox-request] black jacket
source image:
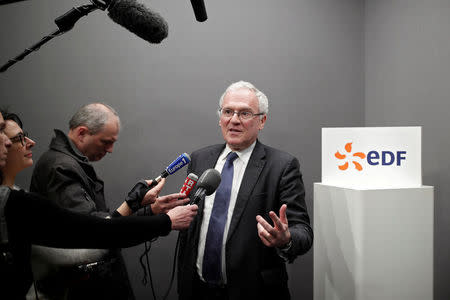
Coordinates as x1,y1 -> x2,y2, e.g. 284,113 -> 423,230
31,129 -> 108,217
0,188 -> 171,300
30,129 -> 133,299
177,141 -> 313,300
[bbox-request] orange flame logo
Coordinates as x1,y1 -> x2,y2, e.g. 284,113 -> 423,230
335,142 -> 366,171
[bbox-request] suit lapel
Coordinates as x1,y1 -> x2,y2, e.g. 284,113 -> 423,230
227,141 -> 266,242
200,145 -> 224,174
197,146 -> 222,213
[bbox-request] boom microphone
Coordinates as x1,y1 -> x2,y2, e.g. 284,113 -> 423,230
148,153 -> 191,189
190,0 -> 207,22
54,0 -> 168,43
190,169 -> 221,205
106,0 -> 168,44
0,0 -> 168,72
179,173 -> 198,197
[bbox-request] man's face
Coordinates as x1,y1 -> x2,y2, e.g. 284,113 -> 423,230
80,118 -> 119,162
0,114 -> 12,168
219,88 -> 266,151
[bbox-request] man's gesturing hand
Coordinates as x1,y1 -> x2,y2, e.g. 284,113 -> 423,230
256,204 -> 291,248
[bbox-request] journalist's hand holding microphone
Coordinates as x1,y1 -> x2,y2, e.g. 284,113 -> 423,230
167,204 -> 198,230
142,178 -> 198,229
114,153 -> 197,229
116,178 -> 190,217
148,179 -> 190,214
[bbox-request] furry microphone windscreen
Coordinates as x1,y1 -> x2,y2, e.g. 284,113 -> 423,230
107,0 -> 168,44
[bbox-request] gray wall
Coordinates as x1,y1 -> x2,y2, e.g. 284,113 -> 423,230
365,1 -> 450,299
0,0 -> 364,299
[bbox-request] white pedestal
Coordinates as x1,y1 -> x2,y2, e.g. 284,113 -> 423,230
313,183 -> 433,300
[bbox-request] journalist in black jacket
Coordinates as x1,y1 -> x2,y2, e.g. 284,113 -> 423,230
29,104 -> 192,299
0,185 -> 197,300
0,188 -> 171,299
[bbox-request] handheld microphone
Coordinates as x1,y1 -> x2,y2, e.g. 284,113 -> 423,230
190,169 -> 221,205
190,0 -> 207,22
148,153 -> 191,189
179,173 -> 198,197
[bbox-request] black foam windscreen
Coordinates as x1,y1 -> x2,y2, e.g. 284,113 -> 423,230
197,169 -> 221,196
107,0 -> 168,44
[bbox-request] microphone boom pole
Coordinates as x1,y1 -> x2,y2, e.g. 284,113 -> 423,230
0,3 -> 101,73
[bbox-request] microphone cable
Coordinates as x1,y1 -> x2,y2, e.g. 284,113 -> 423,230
162,233 -> 181,300
139,205 -> 158,300
138,221 -> 181,300
137,166 -> 196,299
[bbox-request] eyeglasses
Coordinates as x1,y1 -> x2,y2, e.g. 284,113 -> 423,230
219,108 -> 264,120
9,131 -> 29,146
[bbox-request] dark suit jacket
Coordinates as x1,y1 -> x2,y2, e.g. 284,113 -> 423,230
178,140 -> 313,300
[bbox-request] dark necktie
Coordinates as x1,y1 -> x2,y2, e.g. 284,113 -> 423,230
202,151 -> 238,284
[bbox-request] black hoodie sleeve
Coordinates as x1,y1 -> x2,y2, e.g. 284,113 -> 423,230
5,189 -> 171,249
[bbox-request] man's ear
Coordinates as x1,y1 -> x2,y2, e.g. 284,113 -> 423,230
75,126 -> 90,142
259,115 -> 267,130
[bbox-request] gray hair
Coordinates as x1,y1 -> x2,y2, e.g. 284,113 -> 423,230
69,103 -> 120,134
219,81 -> 269,116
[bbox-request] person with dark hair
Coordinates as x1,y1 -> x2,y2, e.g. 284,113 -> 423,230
0,109 -> 36,189
0,111 -> 199,299
29,103 -> 190,299
177,81 -> 313,300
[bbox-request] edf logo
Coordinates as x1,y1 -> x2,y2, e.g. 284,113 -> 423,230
367,150 -> 407,166
335,142 -> 407,171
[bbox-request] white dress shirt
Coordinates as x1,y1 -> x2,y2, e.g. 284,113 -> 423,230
196,141 -> 256,283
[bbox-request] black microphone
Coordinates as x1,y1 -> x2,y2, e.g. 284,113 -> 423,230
190,169 -> 221,205
190,0 -> 207,22
106,0 -> 169,44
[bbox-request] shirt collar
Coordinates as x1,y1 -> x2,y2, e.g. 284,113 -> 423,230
220,141 -> 257,164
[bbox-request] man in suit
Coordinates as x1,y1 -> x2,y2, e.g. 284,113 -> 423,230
177,81 -> 313,300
